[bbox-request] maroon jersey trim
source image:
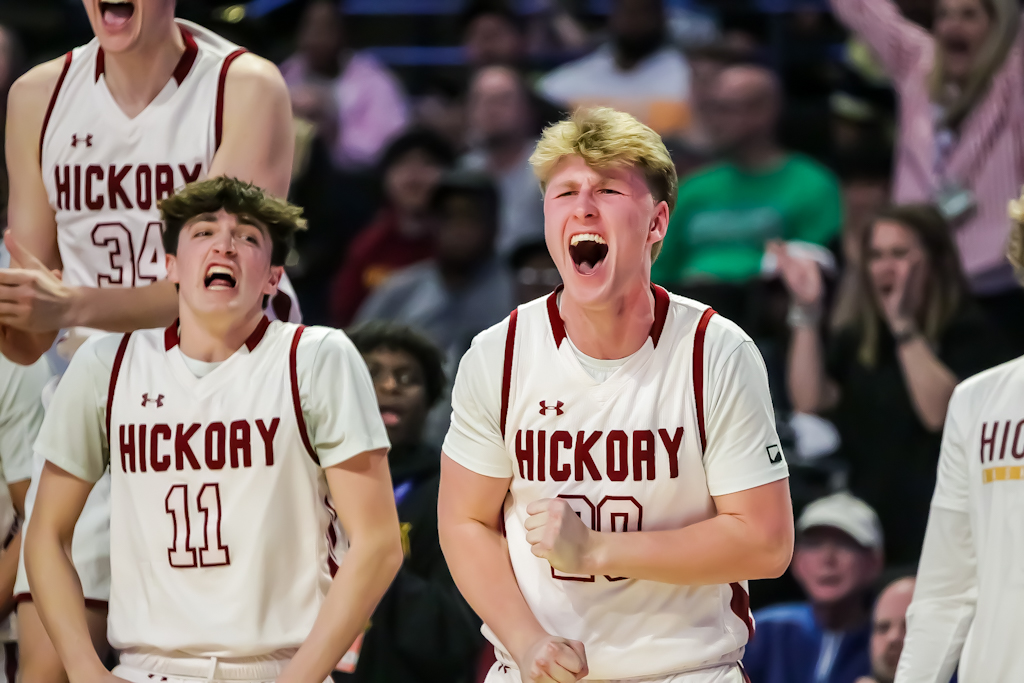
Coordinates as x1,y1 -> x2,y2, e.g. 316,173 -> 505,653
289,325 -> 319,464
214,49 -> 249,151
162,315 -> 270,352
731,582 -> 755,642
545,284 -> 671,349
95,26 -> 198,85
40,52 -> 73,161
499,308 -> 519,439
692,307 -> 715,453
106,332 -> 132,449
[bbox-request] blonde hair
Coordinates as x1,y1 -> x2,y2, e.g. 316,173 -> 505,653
529,107 -> 677,261
930,0 -> 1019,128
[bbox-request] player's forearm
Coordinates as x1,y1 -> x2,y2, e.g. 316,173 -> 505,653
0,530 -> 22,622
439,517 -> 549,664
586,503 -> 792,585
896,338 -> 957,432
24,520 -> 107,682
280,534 -> 404,683
67,280 -> 178,331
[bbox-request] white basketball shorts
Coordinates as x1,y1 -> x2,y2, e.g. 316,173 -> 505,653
483,661 -> 750,683
113,650 -> 331,683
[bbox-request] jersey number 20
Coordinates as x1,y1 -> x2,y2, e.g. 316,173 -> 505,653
552,494 -> 642,583
165,483 -> 230,568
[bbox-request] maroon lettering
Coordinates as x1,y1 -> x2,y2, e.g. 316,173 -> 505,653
632,430 -> 655,481
229,420 -> 252,468
537,430 -> 547,482
73,164 -> 82,211
120,424 -> 136,473
155,164 -> 174,201
85,165 -> 104,210
108,164 -> 132,209
256,418 -> 279,466
981,422 -> 998,463
175,424 -> 201,470
179,163 -> 202,184
1013,420 -> 1024,460
1000,420 -> 1012,460
205,422 -> 226,470
550,431 -> 572,481
54,166 -> 71,210
150,424 -> 172,471
659,427 -> 684,478
515,430 -> 534,480
137,425 -> 148,472
574,431 -> 602,481
606,430 -> 628,482
135,164 -> 152,210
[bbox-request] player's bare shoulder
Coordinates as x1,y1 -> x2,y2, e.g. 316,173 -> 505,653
221,52 -> 289,109
6,55 -> 70,150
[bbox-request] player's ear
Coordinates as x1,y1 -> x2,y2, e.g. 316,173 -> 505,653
263,265 -> 283,296
166,254 -> 180,284
648,200 -> 670,245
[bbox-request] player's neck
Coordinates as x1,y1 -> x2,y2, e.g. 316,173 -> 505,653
102,22 -> 186,119
176,305 -> 266,362
560,281 -> 655,360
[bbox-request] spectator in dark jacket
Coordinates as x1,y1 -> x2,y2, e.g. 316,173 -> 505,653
337,321 -> 484,683
744,493 -> 882,683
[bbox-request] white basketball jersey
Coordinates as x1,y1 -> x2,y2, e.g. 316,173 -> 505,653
496,287 -> 755,679
105,319 -> 342,656
40,20 -> 243,290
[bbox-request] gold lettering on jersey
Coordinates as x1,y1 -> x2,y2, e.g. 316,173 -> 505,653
119,418 -> 280,473
513,427 -> 684,482
53,163 -> 204,212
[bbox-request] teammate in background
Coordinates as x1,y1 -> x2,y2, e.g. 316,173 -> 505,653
0,350 -> 49,680
438,107 -> 793,683
892,192 -> 1024,681
0,1 -> 296,678
25,177 -> 402,683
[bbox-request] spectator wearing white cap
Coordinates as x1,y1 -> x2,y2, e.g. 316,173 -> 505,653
743,493 -> 883,683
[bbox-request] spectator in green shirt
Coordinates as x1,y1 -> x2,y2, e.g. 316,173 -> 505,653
653,64 -> 843,288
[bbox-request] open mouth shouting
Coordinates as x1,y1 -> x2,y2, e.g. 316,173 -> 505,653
568,233 -> 608,276
204,265 -> 237,290
99,0 -> 135,31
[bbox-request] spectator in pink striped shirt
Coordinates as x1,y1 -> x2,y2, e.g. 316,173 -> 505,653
831,0 -> 1024,349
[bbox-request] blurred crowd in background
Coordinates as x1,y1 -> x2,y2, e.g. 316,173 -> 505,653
2,0 -> 1020,681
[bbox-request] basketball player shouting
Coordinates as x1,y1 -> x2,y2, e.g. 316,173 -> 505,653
0,1 -> 297,677
24,176 -> 403,683
438,108 -> 794,683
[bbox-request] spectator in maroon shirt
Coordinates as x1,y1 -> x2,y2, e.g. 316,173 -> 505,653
329,130 -> 456,327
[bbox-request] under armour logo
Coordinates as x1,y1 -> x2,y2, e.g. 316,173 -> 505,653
71,134 -> 93,148
767,444 -> 783,465
141,393 -> 164,407
539,400 -> 564,416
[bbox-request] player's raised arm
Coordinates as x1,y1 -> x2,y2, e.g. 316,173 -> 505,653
210,53 -> 294,198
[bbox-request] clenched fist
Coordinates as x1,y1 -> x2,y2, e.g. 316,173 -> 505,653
525,498 -> 597,575
518,634 -> 589,683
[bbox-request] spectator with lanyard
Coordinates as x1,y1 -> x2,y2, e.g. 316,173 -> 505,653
830,0 -> 1024,350
340,321 -> 485,683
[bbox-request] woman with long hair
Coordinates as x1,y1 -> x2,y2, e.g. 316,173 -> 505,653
774,205 -> 1011,565
831,0 -> 1024,348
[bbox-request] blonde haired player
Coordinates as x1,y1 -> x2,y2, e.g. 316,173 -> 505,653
0,1 -> 297,678
438,107 -> 794,683
892,191 -> 1024,682
25,176 -> 403,683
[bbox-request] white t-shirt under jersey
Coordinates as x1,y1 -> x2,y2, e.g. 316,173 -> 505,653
896,355 -> 1024,683
443,289 -> 789,679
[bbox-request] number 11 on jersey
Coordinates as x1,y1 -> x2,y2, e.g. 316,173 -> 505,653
166,483 -> 231,568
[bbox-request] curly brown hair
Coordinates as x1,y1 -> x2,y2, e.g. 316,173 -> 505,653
159,177 -> 306,266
